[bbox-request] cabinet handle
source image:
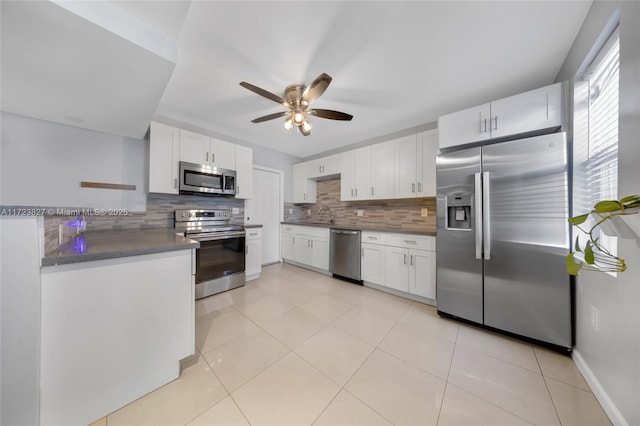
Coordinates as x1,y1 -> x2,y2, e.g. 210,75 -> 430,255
304,193 -> 306,200
361,248 -> 364,257
371,186 -> 374,196
368,236 -> 377,240
410,254 -> 413,266
482,118 -> 488,133
249,232 -> 258,236
355,188 -> 358,197
404,254 -> 407,265
206,152 -> 209,162
418,182 -> 422,193
212,153 -> 215,163
404,240 -> 417,244
292,237 -> 295,245
351,189 -> 354,197
246,245 -> 249,254
311,240 -> 314,248
173,178 -> 177,189
319,165 -> 322,173
492,116 -> 498,131
412,183 -> 415,193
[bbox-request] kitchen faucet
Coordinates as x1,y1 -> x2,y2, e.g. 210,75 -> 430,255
316,205 -> 335,224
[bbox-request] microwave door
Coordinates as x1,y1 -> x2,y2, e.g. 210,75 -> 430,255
184,169 -> 223,193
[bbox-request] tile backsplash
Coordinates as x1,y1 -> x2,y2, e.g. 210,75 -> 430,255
284,178 -> 436,233
43,193 -> 244,253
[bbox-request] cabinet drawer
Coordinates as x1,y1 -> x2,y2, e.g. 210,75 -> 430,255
246,228 -> 262,240
362,231 -> 386,245
295,225 -> 330,239
386,234 -> 435,251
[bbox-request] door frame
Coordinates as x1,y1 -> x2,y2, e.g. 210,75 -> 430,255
252,165 -> 284,264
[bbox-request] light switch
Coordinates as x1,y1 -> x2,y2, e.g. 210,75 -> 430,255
357,210 -> 364,217
421,208 -> 429,217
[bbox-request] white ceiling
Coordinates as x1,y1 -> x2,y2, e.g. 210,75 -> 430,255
1,1 -> 592,159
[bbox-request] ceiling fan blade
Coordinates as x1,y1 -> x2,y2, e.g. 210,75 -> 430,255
251,111 -> 289,123
308,109 -> 353,121
302,73 -> 332,104
300,126 -> 311,136
239,81 -> 287,106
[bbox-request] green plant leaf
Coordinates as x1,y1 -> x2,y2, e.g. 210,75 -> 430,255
574,236 -> 581,252
566,253 -> 583,276
593,200 -> 623,213
620,195 -> 640,204
569,214 -> 589,225
584,243 -> 595,264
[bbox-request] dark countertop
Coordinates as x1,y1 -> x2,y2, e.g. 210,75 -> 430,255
42,228 -> 200,267
281,221 -> 436,236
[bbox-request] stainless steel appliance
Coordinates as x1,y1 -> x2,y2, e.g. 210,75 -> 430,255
330,229 -> 362,283
179,161 -> 236,197
436,132 -> 572,350
175,209 -> 245,299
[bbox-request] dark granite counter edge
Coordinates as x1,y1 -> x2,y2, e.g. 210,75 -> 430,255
41,241 -> 199,267
281,221 -> 436,236
244,224 -> 263,228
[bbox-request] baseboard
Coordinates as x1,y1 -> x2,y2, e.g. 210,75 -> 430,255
572,349 -> 628,426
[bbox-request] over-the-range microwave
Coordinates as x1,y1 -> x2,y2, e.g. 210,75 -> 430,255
179,161 -> 236,197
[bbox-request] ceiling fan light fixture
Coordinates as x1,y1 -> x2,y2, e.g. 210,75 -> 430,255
302,119 -> 312,132
283,117 -> 293,130
293,110 -> 305,125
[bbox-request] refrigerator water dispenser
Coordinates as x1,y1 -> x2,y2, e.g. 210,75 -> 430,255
446,194 -> 471,230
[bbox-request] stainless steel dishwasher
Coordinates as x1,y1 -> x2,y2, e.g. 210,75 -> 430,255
329,229 -> 362,284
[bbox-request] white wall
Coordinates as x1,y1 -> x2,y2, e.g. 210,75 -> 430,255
555,2 -> 640,425
0,216 -> 42,425
0,112 -> 147,211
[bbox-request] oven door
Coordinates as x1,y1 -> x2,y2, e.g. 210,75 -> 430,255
192,231 -> 245,285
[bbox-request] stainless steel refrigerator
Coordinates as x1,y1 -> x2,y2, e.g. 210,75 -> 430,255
436,132 -> 572,350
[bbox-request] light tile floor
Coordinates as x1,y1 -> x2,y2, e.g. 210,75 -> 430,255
103,263 -> 611,426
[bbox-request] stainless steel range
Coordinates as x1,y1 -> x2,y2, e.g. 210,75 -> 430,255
175,209 -> 245,299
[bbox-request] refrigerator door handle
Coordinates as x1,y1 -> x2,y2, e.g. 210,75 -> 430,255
482,171 -> 491,260
474,172 -> 483,260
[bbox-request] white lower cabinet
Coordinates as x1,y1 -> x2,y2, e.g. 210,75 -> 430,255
361,242 -> 386,285
245,228 -> 262,281
362,231 -> 436,302
281,225 -> 329,272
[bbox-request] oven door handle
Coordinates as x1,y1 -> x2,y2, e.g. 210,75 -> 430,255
188,231 -> 246,241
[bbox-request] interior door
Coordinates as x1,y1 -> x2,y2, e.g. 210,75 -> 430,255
247,167 -> 282,265
482,133 -> 571,348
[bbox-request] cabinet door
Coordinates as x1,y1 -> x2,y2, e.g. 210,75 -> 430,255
179,129 -> 209,165
292,162 -> 316,203
408,249 -> 436,299
416,130 -> 438,197
490,82 -> 562,139
310,238 -> 329,271
149,122 -> 179,194
371,141 -> 395,199
362,243 -> 386,285
385,246 -> 409,292
321,154 -> 341,176
210,138 -> 236,169
340,151 -> 355,200
353,146 -> 371,200
438,103 -> 491,149
235,145 -> 253,199
394,134 -> 418,198
282,232 -> 296,260
246,239 -> 262,277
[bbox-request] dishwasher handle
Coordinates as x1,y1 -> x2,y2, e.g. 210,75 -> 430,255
331,229 -> 359,235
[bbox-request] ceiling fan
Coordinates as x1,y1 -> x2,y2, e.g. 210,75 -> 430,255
239,73 -> 353,136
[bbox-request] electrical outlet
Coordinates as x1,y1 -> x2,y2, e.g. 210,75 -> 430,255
357,210 -> 364,217
288,208 -> 293,215
307,209 -> 311,216
421,208 -> 429,217
591,306 -> 600,331
232,207 -> 240,214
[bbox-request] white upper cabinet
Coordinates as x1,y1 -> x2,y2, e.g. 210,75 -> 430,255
235,145 -> 253,199
370,141 -> 395,199
149,122 -> 180,194
438,82 -> 563,149
292,162 -> 316,203
307,154 -> 340,179
179,129 -> 209,165
341,147 -> 371,201
416,130 -> 438,197
438,104 -> 491,148
394,134 -> 419,198
210,137 -> 236,170
490,83 -> 562,139
179,130 -> 236,170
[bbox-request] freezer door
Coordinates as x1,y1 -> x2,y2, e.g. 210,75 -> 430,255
482,133 -> 572,348
436,147 -> 483,323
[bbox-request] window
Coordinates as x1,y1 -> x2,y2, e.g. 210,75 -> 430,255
573,26 -> 620,272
